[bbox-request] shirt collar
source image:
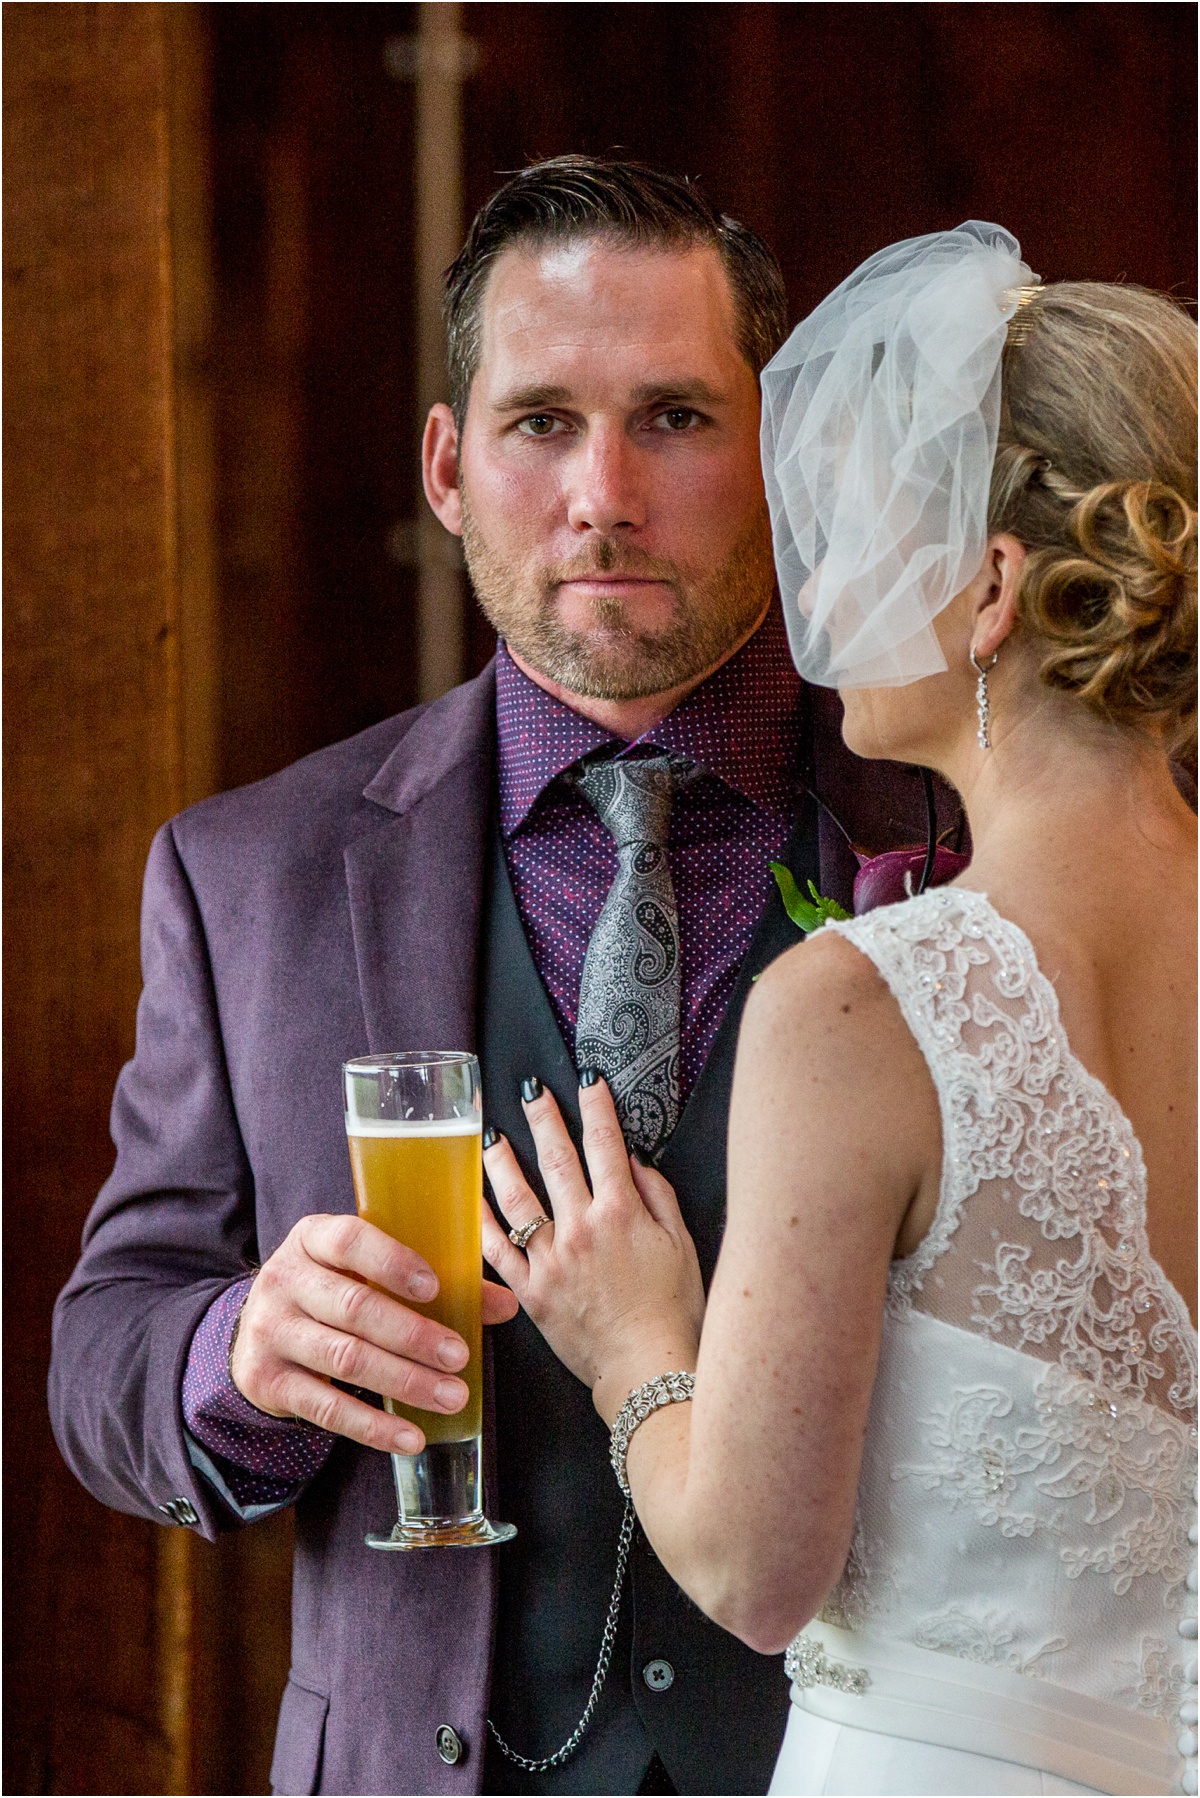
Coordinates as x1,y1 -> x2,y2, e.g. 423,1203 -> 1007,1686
495,602 -> 804,835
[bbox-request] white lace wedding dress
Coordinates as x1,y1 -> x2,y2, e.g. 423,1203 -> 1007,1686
770,888 -> 1197,1797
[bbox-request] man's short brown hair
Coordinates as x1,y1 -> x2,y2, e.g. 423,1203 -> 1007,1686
443,155 -> 789,430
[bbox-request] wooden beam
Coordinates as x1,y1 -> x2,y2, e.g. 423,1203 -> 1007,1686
414,2 -> 471,701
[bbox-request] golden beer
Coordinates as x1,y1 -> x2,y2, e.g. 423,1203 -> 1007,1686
347,1119 -> 483,1444
344,1051 -> 514,1550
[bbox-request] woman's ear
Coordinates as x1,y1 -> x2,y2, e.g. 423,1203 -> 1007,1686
422,403 -> 463,534
970,532 -> 1026,661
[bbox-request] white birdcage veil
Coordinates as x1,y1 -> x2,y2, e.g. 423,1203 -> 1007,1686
761,221 -> 1038,688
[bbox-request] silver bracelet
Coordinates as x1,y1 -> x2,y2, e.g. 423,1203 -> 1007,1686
609,1371 -> 696,1497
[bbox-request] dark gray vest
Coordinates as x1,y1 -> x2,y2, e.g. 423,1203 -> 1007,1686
479,794 -> 822,1795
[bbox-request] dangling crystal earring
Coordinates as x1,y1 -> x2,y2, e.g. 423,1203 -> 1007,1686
970,647 -> 1000,749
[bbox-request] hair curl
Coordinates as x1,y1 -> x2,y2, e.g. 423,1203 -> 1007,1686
989,283 -> 1197,761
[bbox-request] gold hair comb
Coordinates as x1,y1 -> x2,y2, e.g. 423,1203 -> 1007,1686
1001,282 -> 1043,346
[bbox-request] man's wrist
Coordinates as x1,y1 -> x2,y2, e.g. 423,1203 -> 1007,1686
184,1278 -> 332,1465
225,1274 -> 294,1421
226,1274 -> 253,1393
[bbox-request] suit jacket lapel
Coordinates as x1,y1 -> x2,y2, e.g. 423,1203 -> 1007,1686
345,664 -> 497,1055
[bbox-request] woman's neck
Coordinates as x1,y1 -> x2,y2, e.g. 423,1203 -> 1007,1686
942,691 -> 1195,915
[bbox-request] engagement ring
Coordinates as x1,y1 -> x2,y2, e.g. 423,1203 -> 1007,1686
509,1216 -> 550,1250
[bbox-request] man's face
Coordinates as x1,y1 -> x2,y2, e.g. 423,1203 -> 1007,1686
454,239 -> 775,700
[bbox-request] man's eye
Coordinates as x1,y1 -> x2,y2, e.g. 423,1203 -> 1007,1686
655,408 -> 700,432
517,414 -> 559,437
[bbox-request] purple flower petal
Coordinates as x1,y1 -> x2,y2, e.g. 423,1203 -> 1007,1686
853,846 -> 970,915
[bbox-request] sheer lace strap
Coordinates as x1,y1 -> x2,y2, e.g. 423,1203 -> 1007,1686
825,887 -> 1031,1308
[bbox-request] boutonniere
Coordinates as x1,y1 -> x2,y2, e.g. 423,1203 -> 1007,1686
770,862 -> 852,932
771,847 -> 971,933
793,769 -> 970,920
851,845 -> 969,913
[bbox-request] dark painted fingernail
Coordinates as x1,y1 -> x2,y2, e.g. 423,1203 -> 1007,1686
579,1067 -> 601,1088
521,1076 -> 543,1103
482,1126 -> 498,1150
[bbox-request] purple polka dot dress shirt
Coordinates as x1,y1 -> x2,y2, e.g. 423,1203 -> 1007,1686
495,605 -> 803,1094
182,606 -> 804,1501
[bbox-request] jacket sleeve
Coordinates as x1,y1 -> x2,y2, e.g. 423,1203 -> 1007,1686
48,819 -> 334,1539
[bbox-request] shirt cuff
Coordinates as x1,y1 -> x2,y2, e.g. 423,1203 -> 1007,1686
182,1275 -> 334,1506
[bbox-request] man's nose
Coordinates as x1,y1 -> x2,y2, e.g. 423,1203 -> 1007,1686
564,423 -> 647,534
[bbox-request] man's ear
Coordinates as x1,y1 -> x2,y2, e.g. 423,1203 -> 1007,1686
423,403 -> 463,535
970,532 -> 1026,661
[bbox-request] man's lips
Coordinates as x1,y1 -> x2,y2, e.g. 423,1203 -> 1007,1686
556,576 -> 673,597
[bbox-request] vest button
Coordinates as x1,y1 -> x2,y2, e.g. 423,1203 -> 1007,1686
435,1725 -> 463,1765
642,1658 -> 675,1692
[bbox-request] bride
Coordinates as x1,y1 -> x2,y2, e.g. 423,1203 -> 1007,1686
480,223 -> 1198,1797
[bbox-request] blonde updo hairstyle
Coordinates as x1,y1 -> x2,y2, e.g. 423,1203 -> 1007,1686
989,283 -> 1197,762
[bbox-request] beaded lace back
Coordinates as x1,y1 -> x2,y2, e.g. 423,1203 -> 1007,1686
832,887 -> 1195,1426
788,888 -> 1197,1761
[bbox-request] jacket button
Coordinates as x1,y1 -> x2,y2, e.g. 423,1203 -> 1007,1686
158,1498 -> 199,1527
436,1725 -> 463,1765
642,1659 -> 675,1692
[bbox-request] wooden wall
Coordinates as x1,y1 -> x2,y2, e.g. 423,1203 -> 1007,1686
5,5 -> 1195,1794
207,2 -> 420,792
3,7 -> 288,1793
5,6 -> 185,1789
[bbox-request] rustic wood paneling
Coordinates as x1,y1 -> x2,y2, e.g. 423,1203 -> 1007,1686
168,4 -> 220,810
208,3 -> 420,792
3,5 -> 186,1790
4,9 -> 292,1794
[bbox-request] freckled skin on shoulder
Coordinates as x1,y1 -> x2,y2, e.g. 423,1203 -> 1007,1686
732,930 -> 943,1258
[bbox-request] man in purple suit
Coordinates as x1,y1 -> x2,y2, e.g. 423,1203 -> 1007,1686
50,160 -> 933,1797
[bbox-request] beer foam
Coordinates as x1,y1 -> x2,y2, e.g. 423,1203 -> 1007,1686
345,1114 -> 481,1138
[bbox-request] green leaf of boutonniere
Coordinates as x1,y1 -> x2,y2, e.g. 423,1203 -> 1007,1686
770,862 -> 852,933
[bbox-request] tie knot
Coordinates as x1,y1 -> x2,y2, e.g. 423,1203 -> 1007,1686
572,755 -> 678,850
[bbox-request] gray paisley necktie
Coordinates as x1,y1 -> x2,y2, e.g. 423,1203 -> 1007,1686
572,755 -> 683,1157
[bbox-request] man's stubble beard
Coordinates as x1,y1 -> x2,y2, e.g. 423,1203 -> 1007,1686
459,493 -> 776,701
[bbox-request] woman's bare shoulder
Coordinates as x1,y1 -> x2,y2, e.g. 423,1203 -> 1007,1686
733,926 -> 941,1220
741,926 -> 908,1054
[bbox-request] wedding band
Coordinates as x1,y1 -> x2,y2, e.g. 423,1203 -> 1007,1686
509,1216 -> 550,1250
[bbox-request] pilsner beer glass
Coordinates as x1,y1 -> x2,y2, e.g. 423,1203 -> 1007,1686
343,1052 -> 516,1550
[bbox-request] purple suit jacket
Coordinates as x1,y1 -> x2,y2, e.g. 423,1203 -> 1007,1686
48,661 -> 937,1795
